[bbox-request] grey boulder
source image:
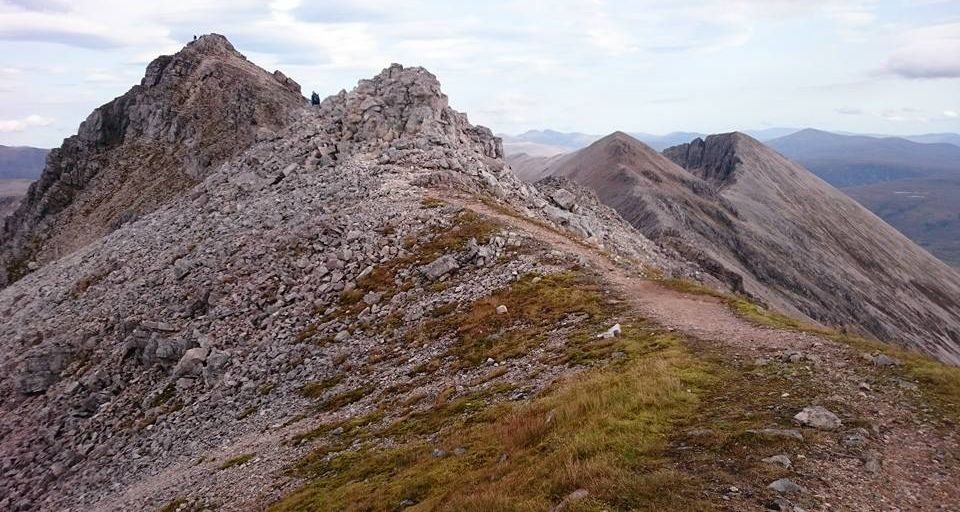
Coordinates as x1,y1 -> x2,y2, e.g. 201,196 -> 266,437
793,406 -> 841,430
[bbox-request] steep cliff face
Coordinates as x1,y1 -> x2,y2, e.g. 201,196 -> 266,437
663,133 -> 742,186
0,34 -> 305,286
524,131 -> 960,363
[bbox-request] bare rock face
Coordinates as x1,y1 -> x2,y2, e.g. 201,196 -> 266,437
311,63 -> 502,167
0,34 -> 305,287
663,134 -> 741,186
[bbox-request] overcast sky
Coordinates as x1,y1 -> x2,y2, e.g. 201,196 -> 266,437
1,0 -> 958,147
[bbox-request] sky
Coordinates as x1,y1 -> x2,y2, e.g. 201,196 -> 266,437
0,0 -> 958,148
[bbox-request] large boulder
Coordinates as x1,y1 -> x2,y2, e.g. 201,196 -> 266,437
18,347 -> 70,395
173,347 -> 210,378
794,406 -> 842,430
420,254 -> 459,280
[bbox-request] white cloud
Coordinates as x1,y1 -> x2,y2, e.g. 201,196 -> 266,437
945,110 -> 958,118
835,107 -> 864,115
884,22 -> 960,79
0,114 -> 53,132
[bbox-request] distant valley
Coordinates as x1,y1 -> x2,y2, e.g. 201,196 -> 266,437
0,145 -> 48,180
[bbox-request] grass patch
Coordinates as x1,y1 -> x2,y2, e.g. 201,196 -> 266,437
670,348 -> 821,497
421,197 -> 446,208
408,272 -> 617,367
834,334 -> 960,423
271,323 -> 717,511
295,324 -> 319,343
238,406 -> 258,420
301,375 -> 344,399
318,385 -> 376,412
159,497 -> 188,512
219,453 -> 255,470
149,383 -> 176,408
289,410 -> 387,445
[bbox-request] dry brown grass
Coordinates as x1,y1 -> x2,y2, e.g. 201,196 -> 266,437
270,323 -> 715,512
407,272 -> 616,367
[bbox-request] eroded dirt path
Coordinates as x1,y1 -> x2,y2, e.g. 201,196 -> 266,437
452,194 -> 960,512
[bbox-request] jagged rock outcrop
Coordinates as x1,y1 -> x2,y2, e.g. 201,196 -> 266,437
0,180 -> 31,220
517,131 -> 960,364
663,134 -> 741,186
0,38 -> 687,511
0,34 -> 305,287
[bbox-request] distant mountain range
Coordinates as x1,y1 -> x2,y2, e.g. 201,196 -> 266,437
504,127 -> 960,267
766,128 -> 960,187
0,145 -> 48,179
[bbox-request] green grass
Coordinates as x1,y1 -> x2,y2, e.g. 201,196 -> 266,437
317,385 -> 376,413
149,383 -> 177,408
300,375 -> 345,399
219,453 -> 255,470
421,197 -> 447,209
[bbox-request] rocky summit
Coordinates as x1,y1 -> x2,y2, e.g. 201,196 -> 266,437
0,34 -> 305,288
2,35 -> 960,512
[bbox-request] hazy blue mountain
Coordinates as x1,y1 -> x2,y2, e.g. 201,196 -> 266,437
744,127 -> 801,140
765,128 -> 960,267
501,129 -> 598,149
0,145 -> 48,179
903,133 -> 960,147
766,128 -> 960,187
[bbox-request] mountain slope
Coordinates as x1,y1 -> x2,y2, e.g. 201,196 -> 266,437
666,134 -> 960,361
0,145 -> 48,179
767,128 -> 960,267
844,178 -> 960,267
0,34 -> 305,287
523,131 -> 960,363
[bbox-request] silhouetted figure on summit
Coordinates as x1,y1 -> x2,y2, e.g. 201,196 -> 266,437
310,91 -> 320,105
